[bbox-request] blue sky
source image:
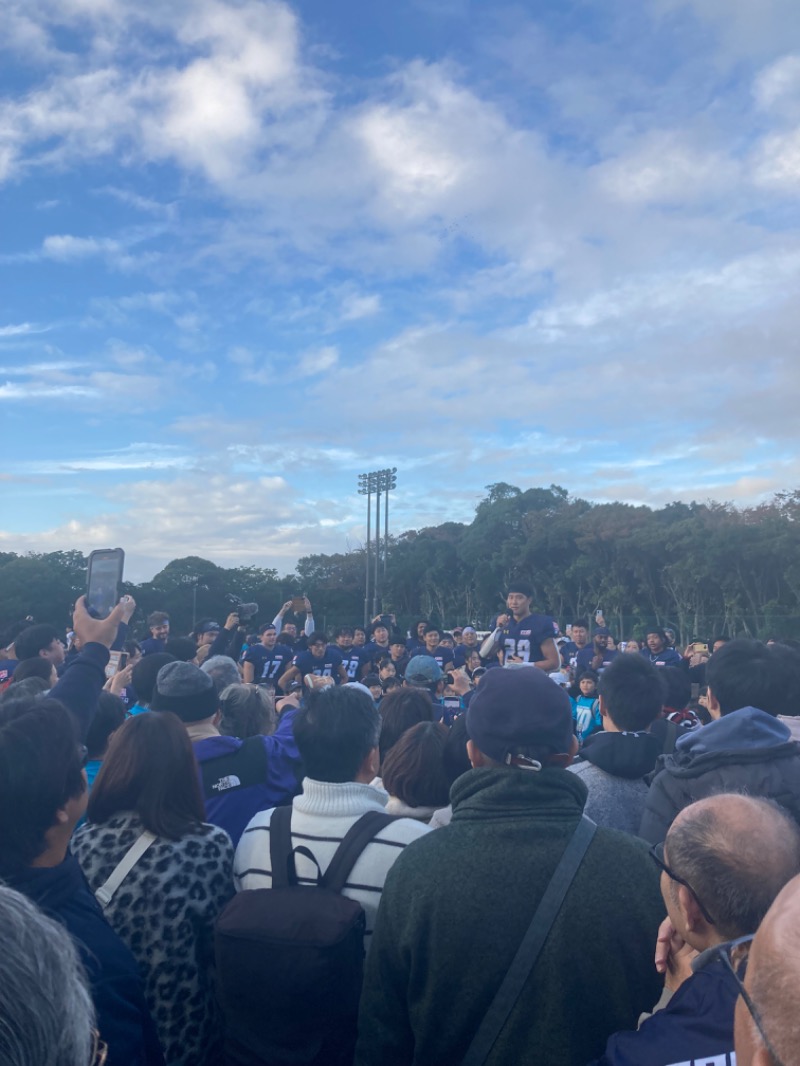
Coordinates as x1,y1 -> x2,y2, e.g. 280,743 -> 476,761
1,0 -> 799,581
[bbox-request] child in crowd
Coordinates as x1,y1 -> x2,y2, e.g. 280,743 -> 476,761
571,669 -> 601,742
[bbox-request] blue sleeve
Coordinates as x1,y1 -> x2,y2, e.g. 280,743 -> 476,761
110,621 -> 128,652
49,643 -> 109,741
293,651 -> 311,674
260,703 -> 303,797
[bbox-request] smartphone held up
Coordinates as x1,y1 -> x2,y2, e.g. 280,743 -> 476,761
86,548 -> 125,619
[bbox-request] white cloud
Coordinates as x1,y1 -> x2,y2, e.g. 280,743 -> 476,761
752,127 -> 800,192
16,443 -> 194,474
0,472 -> 354,580
594,131 -> 737,205
0,322 -> 50,338
754,53 -> 800,109
298,346 -> 338,376
42,234 -> 123,260
0,383 -> 97,400
340,293 -> 382,321
0,360 -> 87,374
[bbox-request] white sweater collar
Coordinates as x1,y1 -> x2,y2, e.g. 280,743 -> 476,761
294,778 -> 389,817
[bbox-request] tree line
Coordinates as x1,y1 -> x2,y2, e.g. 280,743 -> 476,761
2,483 -> 800,641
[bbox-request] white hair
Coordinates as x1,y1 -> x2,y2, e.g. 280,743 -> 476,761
0,885 -> 95,1066
201,655 -> 241,693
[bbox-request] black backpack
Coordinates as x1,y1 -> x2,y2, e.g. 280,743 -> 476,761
215,806 -> 396,1066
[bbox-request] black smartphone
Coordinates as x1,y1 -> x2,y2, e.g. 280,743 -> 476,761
87,548 -> 125,619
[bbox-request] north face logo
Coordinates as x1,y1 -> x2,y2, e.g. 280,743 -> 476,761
211,775 -> 242,792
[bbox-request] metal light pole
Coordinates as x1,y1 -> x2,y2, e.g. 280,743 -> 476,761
360,469 -> 397,624
383,467 -> 397,579
358,472 -> 376,628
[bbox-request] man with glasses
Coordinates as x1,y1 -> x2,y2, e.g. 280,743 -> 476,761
734,872 -> 800,1066
593,794 -> 800,1065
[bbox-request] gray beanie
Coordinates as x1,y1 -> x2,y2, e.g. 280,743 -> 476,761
151,661 -> 219,723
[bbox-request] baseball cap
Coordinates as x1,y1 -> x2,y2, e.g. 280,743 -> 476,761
466,666 -> 573,765
462,626 -> 477,635
196,621 -> 221,635
404,655 -> 444,685
593,626 -> 611,637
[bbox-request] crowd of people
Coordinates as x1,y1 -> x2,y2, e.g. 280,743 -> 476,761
0,579 -> 799,1066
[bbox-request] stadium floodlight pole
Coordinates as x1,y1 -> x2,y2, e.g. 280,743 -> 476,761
383,468 -> 397,580
358,473 -> 372,628
373,475 -> 381,617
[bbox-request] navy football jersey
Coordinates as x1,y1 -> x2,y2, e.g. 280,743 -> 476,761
293,647 -> 344,680
336,646 -> 369,681
576,646 -> 618,674
500,613 -> 558,664
244,643 -> 294,683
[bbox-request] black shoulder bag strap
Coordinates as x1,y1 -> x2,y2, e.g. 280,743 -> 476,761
461,815 -> 597,1066
268,804 -> 294,888
322,811 -> 397,893
268,806 -> 396,892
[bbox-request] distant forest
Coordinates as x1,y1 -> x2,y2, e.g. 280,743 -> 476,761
3,483 -> 800,642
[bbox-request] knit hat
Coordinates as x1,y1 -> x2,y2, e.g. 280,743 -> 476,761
405,655 -> 444,685
151,661 -> 219,722
466,665 -> 573,764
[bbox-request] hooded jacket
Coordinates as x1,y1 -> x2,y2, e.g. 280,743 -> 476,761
193,704 -> 303,845
569,730 -> 664,834
639,707 -> 800,844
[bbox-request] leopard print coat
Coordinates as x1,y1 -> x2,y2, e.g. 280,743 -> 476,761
72,811 -> 234,1066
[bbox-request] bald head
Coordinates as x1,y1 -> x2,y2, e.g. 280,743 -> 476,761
666,794 -> 800,941
736,873 -> 800,1066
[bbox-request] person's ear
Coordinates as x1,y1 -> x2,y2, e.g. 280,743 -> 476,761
466,739 -> 488,768
706,687 -> 721,719
599,694 -> 609,719
677,883 -> 706,935
213,709 -> 222,726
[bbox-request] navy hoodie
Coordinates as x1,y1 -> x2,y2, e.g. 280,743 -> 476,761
640,707 -> 800,844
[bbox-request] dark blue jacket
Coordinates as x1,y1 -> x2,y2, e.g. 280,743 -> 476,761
8,856 -> 164,1066
592,950 -> 739,1065
640,706 -> 800,844
194,705 -> 303,845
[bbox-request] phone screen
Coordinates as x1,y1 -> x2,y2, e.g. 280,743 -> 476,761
87,549 -> 124,619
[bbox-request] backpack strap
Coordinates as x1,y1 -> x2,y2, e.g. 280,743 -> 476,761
460,815 -> 597,1066
321,811 -> 398,893
268,805 -> 294,889
95,830 -> 157,907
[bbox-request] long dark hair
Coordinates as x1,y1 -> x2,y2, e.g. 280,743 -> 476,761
88,711 -> 205,840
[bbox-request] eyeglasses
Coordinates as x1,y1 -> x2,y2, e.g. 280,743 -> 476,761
715,936 -> 786,1066
648,841 -> 716,925
90,1029 -> 108,1066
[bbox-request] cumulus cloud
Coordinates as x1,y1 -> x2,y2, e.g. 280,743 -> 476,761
0,472 -> 354,580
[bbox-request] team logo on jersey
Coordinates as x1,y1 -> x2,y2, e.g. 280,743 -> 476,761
521,629 -> 531,636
